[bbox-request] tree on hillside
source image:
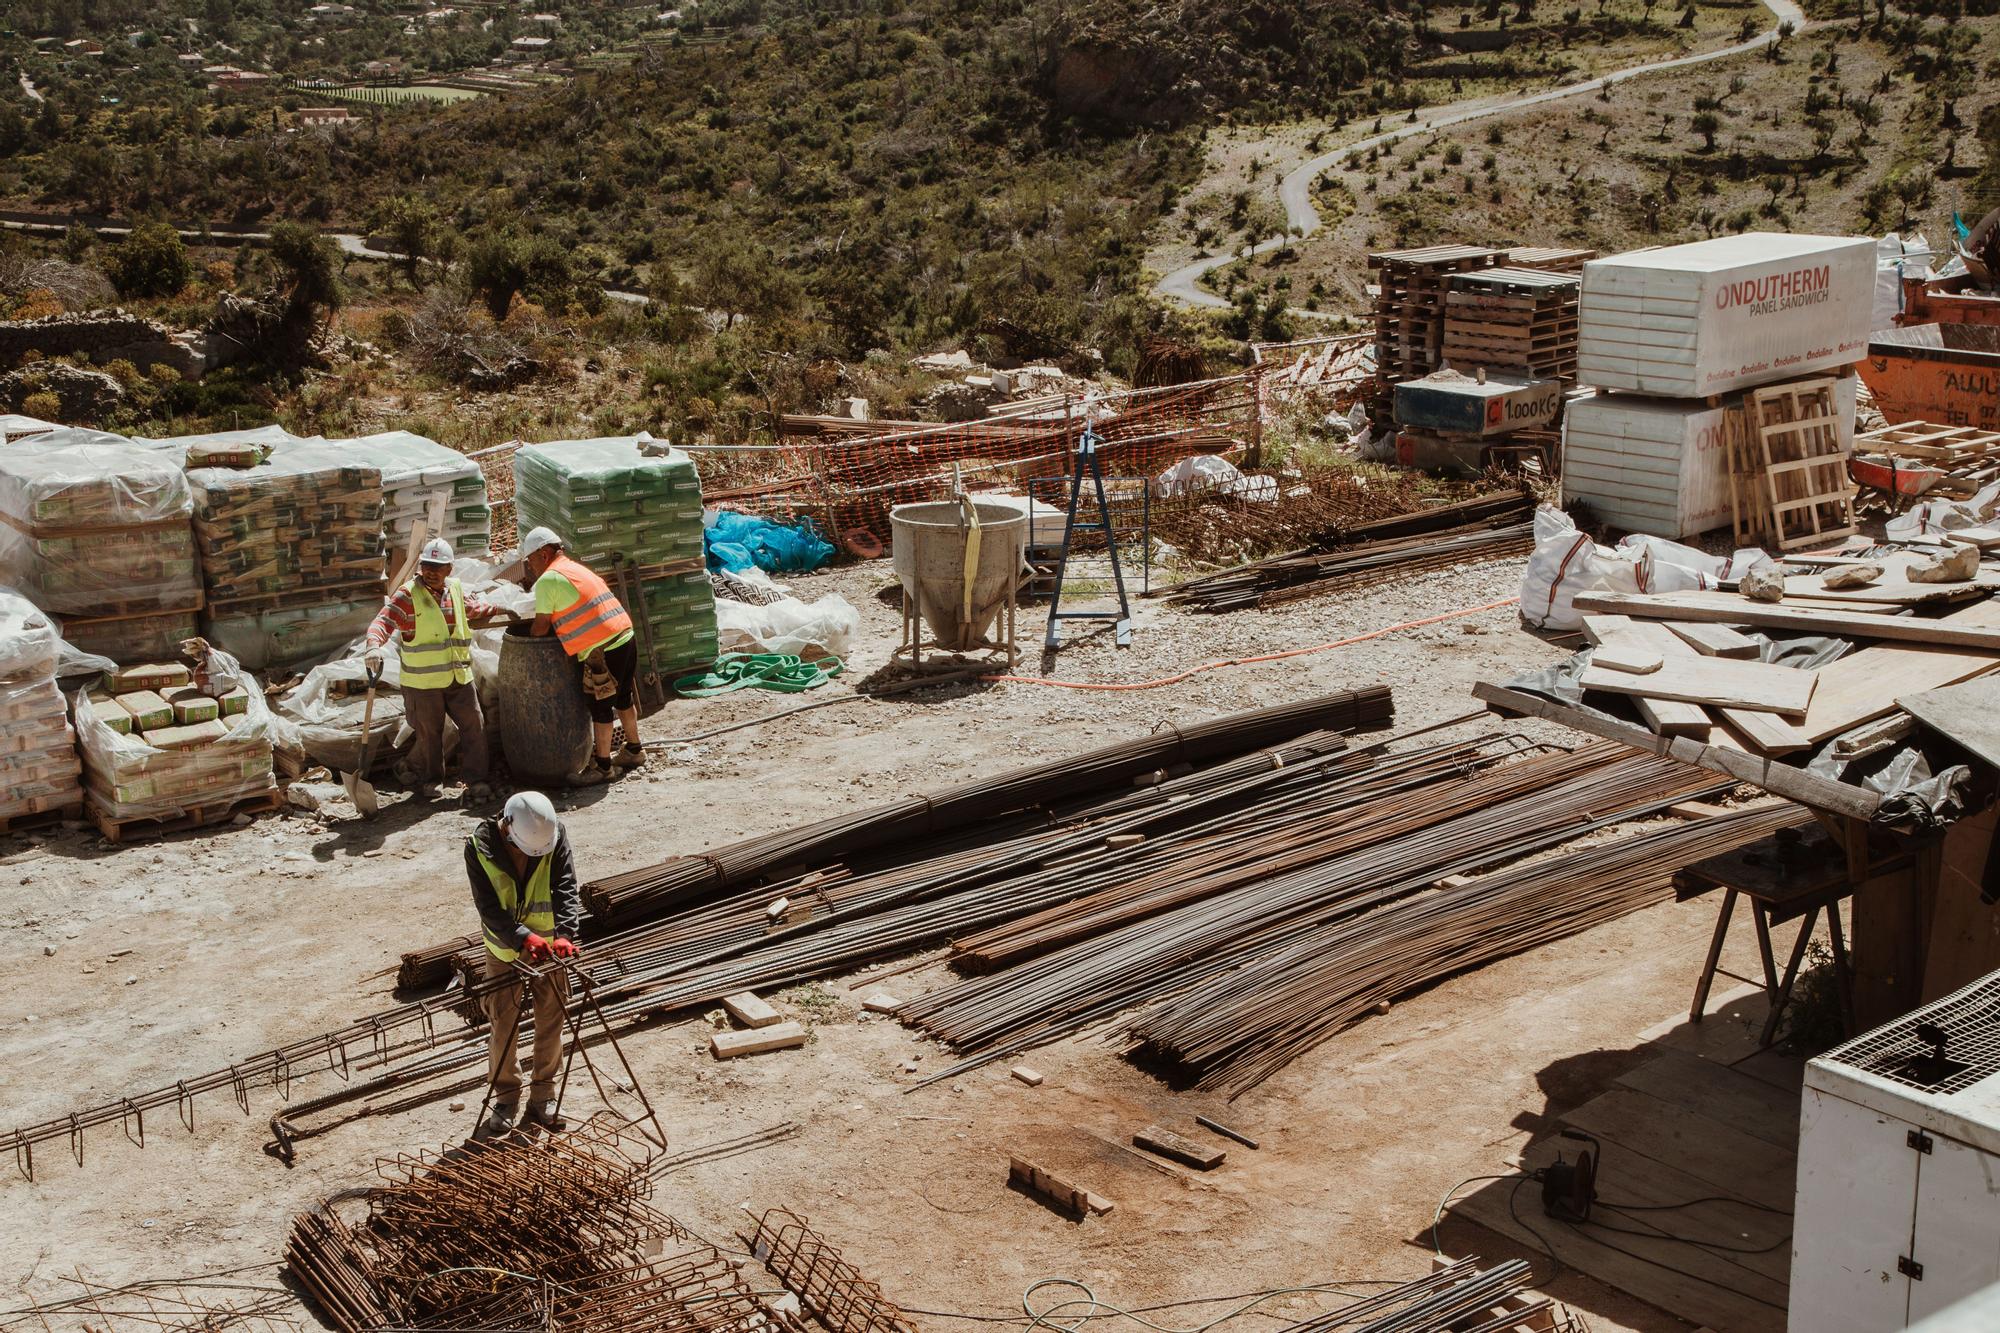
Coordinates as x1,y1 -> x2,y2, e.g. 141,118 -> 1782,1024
104,221 -> 192,299
369,195 -> 453,288
1690,111 -> 1721,151
267,223 -> 344,332
692,234 -> 800,331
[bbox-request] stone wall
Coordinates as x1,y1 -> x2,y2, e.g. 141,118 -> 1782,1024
0,311 -> 212,378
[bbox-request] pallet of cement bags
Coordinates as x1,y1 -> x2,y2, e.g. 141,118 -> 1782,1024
0,590 -> 83,830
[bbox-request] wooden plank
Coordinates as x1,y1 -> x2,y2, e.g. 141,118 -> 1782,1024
1591,640 -> 1663,674
1133,1125 -> 1226,1170
720,992 -> 782,1029
709,1021 -> 807,1059
1665,622 -> 1761,659
1008,1156 -> 1096,1216
1612,1049 -> 1801,1152
1581,615 -> 1711,736
1781,574 -> 1994,605
1571,591 -> 2000,651
1579,657 -> 1816,717
1472,682 -> 1883,819
1901,676 -> 2000,773
1561,1086 -> 1796,1213
1723,644 -> 2000,754
1718,594 -> 2000,753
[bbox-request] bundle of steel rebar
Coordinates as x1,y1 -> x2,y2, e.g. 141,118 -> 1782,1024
896,743 -> 1724,1072
573,684 -> 1394,925
286,1116 -> 775,1333
1149,488 -> 1534,613
2,701 -> 1397,1171
1125,801 -> 1811,1094
1163,520 -> 1535,613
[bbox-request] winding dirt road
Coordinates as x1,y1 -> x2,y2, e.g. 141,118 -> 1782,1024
1155,0 -> 1807,310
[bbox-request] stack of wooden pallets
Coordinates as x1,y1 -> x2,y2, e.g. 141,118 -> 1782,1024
1727,377 -> 1859,552
1369,245 -> 1504,415
1502,245 -> 1597,273
1441,267 -> 1582,380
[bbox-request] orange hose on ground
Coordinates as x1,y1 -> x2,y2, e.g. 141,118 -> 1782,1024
981,596 -> 1523,692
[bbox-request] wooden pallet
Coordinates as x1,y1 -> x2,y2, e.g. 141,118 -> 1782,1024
88,788 -> 283,844
1854,421 -> 2000,465
0,803 -> 82,836
1730,379 -> 1858,551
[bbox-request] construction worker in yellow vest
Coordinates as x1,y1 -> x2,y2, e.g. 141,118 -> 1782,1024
467,790 -> 582,1139
518,527 -> 645,786
362,537 -> 494,803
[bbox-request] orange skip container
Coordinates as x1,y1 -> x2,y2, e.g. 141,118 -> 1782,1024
1857,323 -> 2000,434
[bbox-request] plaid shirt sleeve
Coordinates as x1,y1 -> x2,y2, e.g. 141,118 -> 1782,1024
364,588 -> 417,649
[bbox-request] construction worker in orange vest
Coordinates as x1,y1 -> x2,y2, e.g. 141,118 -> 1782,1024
519,527 -> 646,786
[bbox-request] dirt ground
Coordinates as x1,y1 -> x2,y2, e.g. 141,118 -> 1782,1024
0,553 -> 1786,1332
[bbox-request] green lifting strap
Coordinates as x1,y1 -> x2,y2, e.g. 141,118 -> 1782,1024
672,651 -> 845,697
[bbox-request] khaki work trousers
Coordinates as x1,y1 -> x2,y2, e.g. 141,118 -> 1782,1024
481,952 -> 570,1107
402,680 -> 489,785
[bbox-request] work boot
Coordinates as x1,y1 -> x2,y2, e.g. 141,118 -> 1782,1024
567,756 -> 614,787
522,1101 -> 567,1133
613,744 -> 646,771
473,1103 -> 518,1141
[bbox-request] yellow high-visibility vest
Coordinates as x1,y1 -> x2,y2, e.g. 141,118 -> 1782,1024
398,577 -> 473,690
474,838 -> 555,962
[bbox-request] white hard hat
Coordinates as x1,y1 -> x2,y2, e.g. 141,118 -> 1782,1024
520,526 -> 563,559
419,537 -> 454,566
501,791 -> 560,857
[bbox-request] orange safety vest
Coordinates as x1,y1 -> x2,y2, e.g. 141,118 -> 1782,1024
546,554 -> 633,658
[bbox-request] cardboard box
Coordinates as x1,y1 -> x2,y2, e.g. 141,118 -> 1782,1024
1578,234 -> 1875,397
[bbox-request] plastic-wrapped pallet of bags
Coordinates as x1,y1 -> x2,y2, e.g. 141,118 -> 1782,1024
0,588 -> 88,826
0,428 -> 202,662
301,432 -> 492,568
74,648 -> 275,830
513,437 -> 717,679
189,445 -> 386,671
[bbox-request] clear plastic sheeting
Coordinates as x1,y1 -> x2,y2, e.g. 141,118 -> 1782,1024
294,431 -> 492,562
270,656 -> 409,776
74,651 -> 276,826
711,568 -> 858,658
0,587 -> 85,822
1885,480 -> 2000,544
0,428 -> 202,664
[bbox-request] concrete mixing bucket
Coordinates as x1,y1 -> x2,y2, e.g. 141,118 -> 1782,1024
890,500 -> 1028,651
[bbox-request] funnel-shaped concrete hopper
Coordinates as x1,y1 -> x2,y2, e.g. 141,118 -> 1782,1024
891,500 -> 1027,651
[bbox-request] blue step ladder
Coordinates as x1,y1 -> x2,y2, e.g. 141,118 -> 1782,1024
1044,426 -> 1133,650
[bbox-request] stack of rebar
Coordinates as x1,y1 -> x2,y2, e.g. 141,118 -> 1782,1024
895,742 -> 1722,1078
286,1116 -> 776,1333
1154,489 -> 1535,613
1123,801 -> 1811,1094
571,684 -> 1394,927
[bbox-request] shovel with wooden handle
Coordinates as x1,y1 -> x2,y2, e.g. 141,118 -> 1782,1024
341,661 -> 384,818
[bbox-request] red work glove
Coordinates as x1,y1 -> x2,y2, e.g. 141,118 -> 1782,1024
522,933 -> 552,961
548,937 -> 579,960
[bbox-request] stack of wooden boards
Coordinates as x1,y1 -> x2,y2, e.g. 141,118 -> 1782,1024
0,589 -> 82,829
513,437 -> 719,683
1559,543 -> 2000,766
74,658 -> 272,836
190,449 -> 387,672
0,429 -> 202,663
1563,232 -> 1874,540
